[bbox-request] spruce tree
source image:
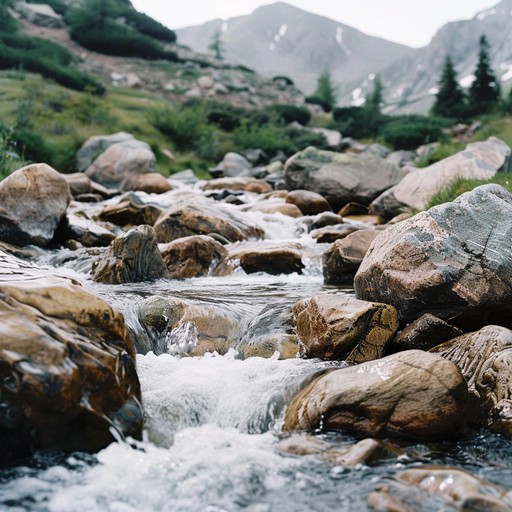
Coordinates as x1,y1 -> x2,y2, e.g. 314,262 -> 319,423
365,75 -> 384,113
431,55 -> 466,118
469,35 -> 500,114
307,70 -> 337,112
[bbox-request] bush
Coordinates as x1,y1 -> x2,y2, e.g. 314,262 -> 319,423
382,116 -> 449,150
264,104 -> 311,125
123,10 -> 176,42
272,75 -> 295,87
207,110 -> 240,132
305,95 -> 332,113
332,106 -> 388,139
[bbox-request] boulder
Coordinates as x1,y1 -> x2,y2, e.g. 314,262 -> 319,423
292,293 -> 398,363
285,189 -> 332,215
355,185 -> 512,328
92,225 -> 169,284
284,146 -> 403,211
310,223 -> 362,243
135,295 -> 240,356
248,200 -> 303,218
431,325 -> 512,436
393,313 -> 462,352
160,235 -> 228,278
76,132 -> 134,172
236,304 -> 298,359
283,350 -> 470,440
368,186 -> 405,219
202,177 -> 272,194
228,242 -> 304,275
323,229 -> 380,285
97,194 -> 165,227
15,2 -> 65,28
62,172 -> 93,197
0,252 -> 142,464
0,163 -> 70,247
85,139 -> 156,187
154,204 -> 264,243
393,137 -> 511,210
64,213 -> 117,247
210,152 -> 252,178
121,173 -> 172,194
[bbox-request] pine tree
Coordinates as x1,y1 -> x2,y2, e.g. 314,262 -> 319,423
469,35 -> 500,114
431,55 -> 466,118
365,75 -> 384,113
208,32 -> 224,60
306,70 -> 337,112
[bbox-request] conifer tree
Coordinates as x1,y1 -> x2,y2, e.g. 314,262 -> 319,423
431,55 -> 466,118
307,70 -> 337,112
208,32 -> 224,60
469,35 -> 500,114
365,75 -> 384,113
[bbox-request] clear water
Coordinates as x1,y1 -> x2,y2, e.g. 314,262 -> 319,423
3,188 -> 512,511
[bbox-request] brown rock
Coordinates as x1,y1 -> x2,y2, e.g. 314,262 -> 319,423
292,293 -> 398,363
62,172 -> 93,196
285,190 -> 332,215
202,177 -> 272,194
283,350 -> 470,440
323,229 -> 380,285
310,223 -> 361,243
0,252 -> 142,464
92,225 -> 169,284
248,200 -> 303,218
0,163 -> 71,247
160,235 -> 227,278
154,204 -> 264,243
121,172 -> 173,194
97,195 -> 165,227
393,313 -> 462,352
64,213 -> 117,247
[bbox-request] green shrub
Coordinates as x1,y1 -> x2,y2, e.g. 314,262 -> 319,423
272,75 -> 295,86
122,10 -> 176,42
264,104 -> 311,125
305,95 -> 332,113
332,106 -> 388,139
207,110 -> 240,132
382,116 -> 449,150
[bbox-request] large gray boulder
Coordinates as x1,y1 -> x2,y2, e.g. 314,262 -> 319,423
15,2 -> 66,28
355,185 -> 512,329
76,132 -> 134,172
393,137 -> 511,211
283,350 -> 470,441
210,152 -> 252,178
284,146 -> 403,211
0,163 -> 71,247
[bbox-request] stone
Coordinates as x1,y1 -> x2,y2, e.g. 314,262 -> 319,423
323,229 -> 380,285
64,213 -> 117,247
62,172 -> 93,197
0,251 -> 142,464
284,146 -> 403,211
393,313 -> 462,352
210,152 -> 252,178
248,200 -> 303,217
76,132 -> 134,172
283,350 -> 470,440
309,212 -> 344,230
355,185 -> 512,328
431,325 -> 512,436
285,190 -> 332,215
202,177 -> 272,194
121,173 -> 172,194
386,150 -> 416,167
85,139 -> 156,187
393,137 -> 511,210
292,293 -> 398,363
0,163 -> 70,247
160,235 -> 228,278
236,304 -> 299,359
91,225 -> 169,284
154,204 -> 264,243
310,223 -> 362,243
97,194 -> 165,227
368,186 -> 405,219
15,2 -> 65,28
228,242 -> 304,275
135,295 -> 240,356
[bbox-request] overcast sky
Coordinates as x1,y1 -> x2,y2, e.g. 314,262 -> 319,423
130,0 -> 497,48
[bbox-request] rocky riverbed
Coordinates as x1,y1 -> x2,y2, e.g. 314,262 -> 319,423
1,134 -> 512,510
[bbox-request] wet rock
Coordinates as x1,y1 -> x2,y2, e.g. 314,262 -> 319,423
202,177 -> 272,194
0,163 -> 71,247
121,173 -> 173,194
292,293 -> 398,363
62,172 -> 93,197
92,225 -> 169,284
160,235 -> 228,278
210,152 -> 252,178
309,212 -> 344,230
237,304 -> 299,359
248,199 -> 303,217
76,132 -> 134,172
284,146 -> 403,211
97,194 -> 165,227
154,204 -> 264,243
355,185 -> 512,328
394,137 -> 511,210
369,467 -> 512,511
283,350 -> 470,440
431,325 -> 512,436
285,190 -> 332,215
310,223 -> 361,243
393,313 -> 462,352
323,229 -> 380,285
386,150 -> 416,168
368,186 -> 405,219
277,434 -> 398,467
136,295 -> 240,356
64,213 -> 117,247
85,138 -> 156,188
228,242 -> 304,275
0,252 -> 142,464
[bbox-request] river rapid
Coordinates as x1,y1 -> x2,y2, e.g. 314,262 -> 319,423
2,183 -> 512,511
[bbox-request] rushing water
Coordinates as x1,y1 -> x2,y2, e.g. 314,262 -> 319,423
3,186 -> 512,511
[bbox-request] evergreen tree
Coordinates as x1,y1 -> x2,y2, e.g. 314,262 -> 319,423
208,32 -> 224,60
306,70 -> 337,112
365,75 -> 384,113
469,35 -> 500,114
431,55 -> 466,118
